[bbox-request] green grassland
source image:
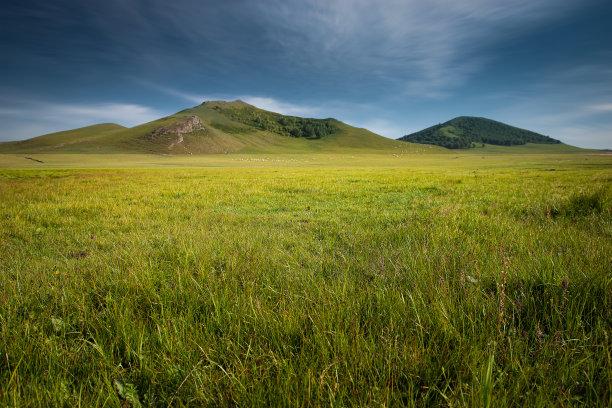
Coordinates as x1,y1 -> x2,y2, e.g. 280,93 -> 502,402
0,143 -> 594,170
0,151 -> 610,406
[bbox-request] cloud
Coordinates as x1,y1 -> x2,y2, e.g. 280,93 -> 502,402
348,118 -> 406,139
135,82 -> 323,117
587,104 -> 612,112
4,103 -> 163,127
237,97 -> 323,117
4,0 -> 582,97
42,103 -> 163,126
134,81 -> 208,105
0,108 -> 26,116
549,127 -> 611,150
138,80 -> 327,117
254,0 -> 579,96
0,101 -> 164,141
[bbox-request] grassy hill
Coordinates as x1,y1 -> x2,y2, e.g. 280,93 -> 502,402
0,123 -> 127,154
398,116 -> 564,149
0,101 -> 411,154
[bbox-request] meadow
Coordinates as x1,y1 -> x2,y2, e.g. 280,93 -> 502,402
0,152 -> 610,406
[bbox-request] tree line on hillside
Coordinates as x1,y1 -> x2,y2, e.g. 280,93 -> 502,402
220,107 -> 337,139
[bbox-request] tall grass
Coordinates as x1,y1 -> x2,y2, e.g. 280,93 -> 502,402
0,160 -> 610,406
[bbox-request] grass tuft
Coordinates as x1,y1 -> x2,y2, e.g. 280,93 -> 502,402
561,189 -> 607,217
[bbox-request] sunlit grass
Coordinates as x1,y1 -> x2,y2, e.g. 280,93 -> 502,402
0,155 -> 610,406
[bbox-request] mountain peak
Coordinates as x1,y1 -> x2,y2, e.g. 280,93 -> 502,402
201,100 -> 253,109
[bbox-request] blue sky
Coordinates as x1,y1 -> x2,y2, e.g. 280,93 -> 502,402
1,0 -> 610,148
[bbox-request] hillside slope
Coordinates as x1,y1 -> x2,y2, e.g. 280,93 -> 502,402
0,101 -> 410,154
0,123 -> 126,153
398,116 -> 562,149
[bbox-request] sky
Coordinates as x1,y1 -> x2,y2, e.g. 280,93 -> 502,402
0,0 -> 610,148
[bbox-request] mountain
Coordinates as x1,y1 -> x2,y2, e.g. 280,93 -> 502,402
0,100 -> 410,154
398,116 -> 561,149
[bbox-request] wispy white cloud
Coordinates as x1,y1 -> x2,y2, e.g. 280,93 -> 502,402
587,104 -> 612,112
138,81 -> 328,118
549,127 -> 611,150
348,118 -> 406,139
0,102 -> 163,127
255,0 -> 579,97
237,96 -> 323,117
134,80 -> 208,105
0,108 -> 26,116
0,101 -> 164,141
41,103 -> 163,126
22,0 -> 578,99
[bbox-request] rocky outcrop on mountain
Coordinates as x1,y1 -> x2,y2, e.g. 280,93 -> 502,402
144,115 -> 204,150
149,116 -> 203,140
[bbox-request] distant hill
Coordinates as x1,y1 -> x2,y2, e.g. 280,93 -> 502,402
398,116 -> 561,149
0,100 -> 412,154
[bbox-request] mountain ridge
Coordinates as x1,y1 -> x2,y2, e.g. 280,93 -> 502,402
0,100 -> 411,154
0,104 -> 584,155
